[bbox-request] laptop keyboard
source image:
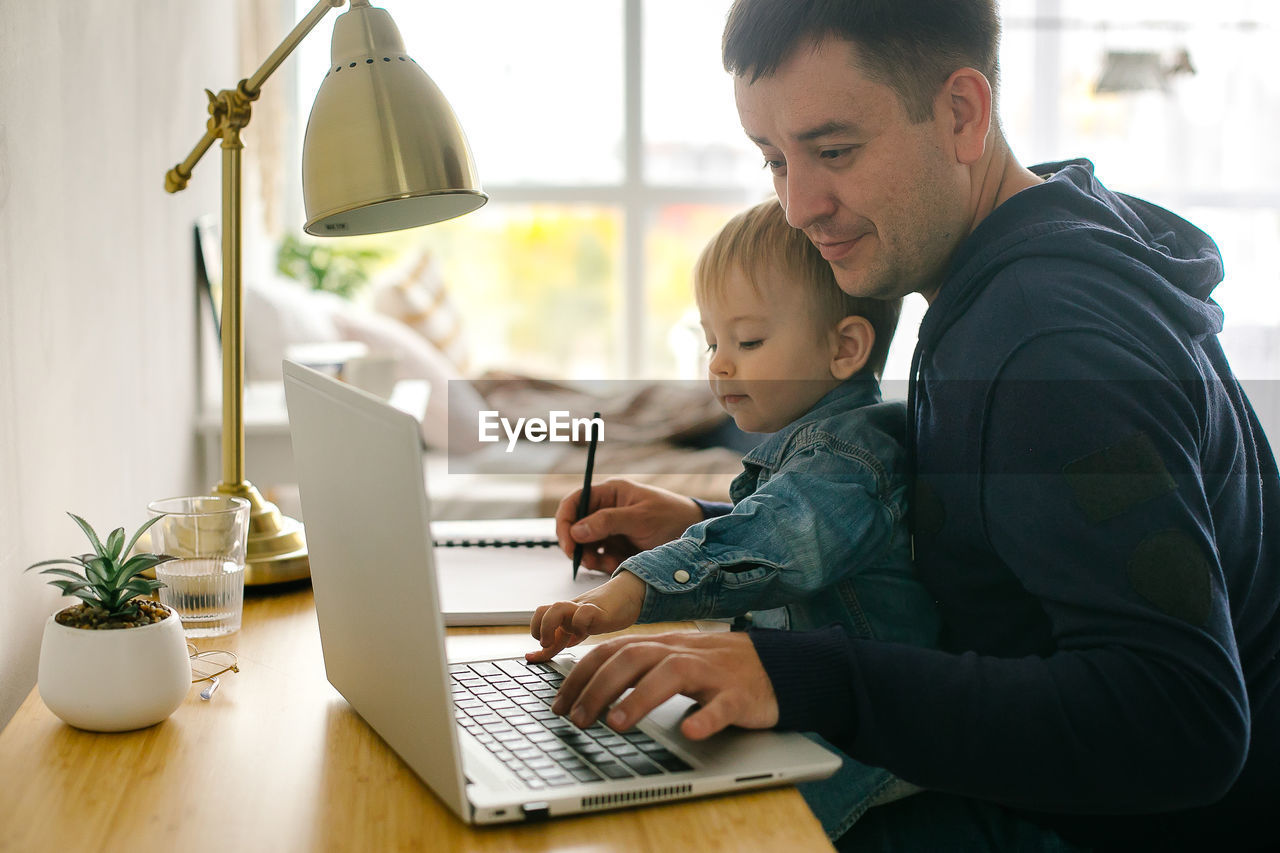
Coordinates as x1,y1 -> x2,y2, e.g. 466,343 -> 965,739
450,659 -> 693,789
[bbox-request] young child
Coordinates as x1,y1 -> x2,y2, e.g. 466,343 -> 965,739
527,199 -> 940,838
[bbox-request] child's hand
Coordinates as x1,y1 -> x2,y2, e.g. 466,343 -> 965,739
526,571 -> 647,663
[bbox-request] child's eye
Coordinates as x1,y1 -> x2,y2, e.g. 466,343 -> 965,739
705,343 -> 717,353
739,339 -> 763,350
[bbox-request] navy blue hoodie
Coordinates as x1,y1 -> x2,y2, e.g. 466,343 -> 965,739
749,160 -> 1280,848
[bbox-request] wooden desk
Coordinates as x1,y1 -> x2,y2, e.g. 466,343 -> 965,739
0,585 -> 832,852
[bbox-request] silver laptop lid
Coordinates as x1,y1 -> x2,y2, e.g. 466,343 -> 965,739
282,359 -> 470,820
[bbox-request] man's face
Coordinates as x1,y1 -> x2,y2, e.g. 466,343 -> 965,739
734,37 -> 972,301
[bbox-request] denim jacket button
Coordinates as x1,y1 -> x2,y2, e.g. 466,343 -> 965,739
673,569 -> 691,584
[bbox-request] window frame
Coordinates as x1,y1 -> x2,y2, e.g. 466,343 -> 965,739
277,0 -> 1279,379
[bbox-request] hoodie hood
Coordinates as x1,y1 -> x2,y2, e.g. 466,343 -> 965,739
919,159 -> 1225,351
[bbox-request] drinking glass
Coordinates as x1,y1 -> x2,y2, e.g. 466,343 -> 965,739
146,496 -> 250,637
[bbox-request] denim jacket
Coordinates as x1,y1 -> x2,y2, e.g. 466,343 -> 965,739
621,378 -> 938,646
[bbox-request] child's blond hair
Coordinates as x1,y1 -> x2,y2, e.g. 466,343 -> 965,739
694,199 -> 902,377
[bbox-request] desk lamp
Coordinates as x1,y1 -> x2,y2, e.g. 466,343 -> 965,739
166,0 -> 487,584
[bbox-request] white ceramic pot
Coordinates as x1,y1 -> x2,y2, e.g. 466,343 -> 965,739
37,604 -> 192,732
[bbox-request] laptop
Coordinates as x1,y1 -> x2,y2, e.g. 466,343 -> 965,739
282,360 -> 840,824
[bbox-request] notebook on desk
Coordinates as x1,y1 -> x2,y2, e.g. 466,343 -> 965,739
432,517 -> 558,548
281,360 -> 840,825
428,517 -> 602,625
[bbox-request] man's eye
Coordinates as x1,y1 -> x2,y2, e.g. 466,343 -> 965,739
762,158 -> 786,174
820,146 -> 858,162
739,339 -> 763,350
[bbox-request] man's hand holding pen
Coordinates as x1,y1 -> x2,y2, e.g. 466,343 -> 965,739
554,479 -> 705,575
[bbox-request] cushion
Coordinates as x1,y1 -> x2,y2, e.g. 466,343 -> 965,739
329,303 -> 485,450
243,271 -> 485,450
369,251 -> 470,372
243,275 -> 345,382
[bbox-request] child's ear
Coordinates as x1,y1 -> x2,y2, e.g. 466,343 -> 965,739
830,315 -> 874,380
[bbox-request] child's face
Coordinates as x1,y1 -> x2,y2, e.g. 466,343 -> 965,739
698,265 -> 842,433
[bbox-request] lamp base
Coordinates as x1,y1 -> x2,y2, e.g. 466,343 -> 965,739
213,481 -> 310,586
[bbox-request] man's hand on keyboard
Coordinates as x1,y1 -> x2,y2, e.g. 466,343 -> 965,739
550,631 -> 779,741
526,571 -> 647,663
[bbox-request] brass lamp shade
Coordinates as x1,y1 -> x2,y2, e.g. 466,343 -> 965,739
303,2 -> 488,236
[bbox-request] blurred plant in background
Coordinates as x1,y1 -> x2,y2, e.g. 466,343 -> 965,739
276,233 -> 390,300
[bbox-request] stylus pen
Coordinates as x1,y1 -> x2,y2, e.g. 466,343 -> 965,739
572,412 -> 601,580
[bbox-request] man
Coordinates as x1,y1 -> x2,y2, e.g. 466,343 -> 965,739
546,1 -> 1279,848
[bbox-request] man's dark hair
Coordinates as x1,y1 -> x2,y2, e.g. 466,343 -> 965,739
723,0 -> 1001,123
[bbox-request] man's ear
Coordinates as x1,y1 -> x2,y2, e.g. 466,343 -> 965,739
830,315 -> 874,380
938,67 -> 992,166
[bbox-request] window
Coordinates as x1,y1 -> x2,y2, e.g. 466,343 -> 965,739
289,0 -> 768,381
999,0 -> 1280,364
284,0 -> 1279,383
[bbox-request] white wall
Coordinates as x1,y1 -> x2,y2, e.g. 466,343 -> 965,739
0,0 -> 234,727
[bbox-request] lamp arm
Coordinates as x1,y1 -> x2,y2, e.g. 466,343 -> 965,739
164,0 -> 346,194
165,120 -> 222,194
244,0 -> 347,96
158,0 -> 346,584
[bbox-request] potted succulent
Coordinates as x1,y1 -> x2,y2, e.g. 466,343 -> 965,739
26,513 -> 192,732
